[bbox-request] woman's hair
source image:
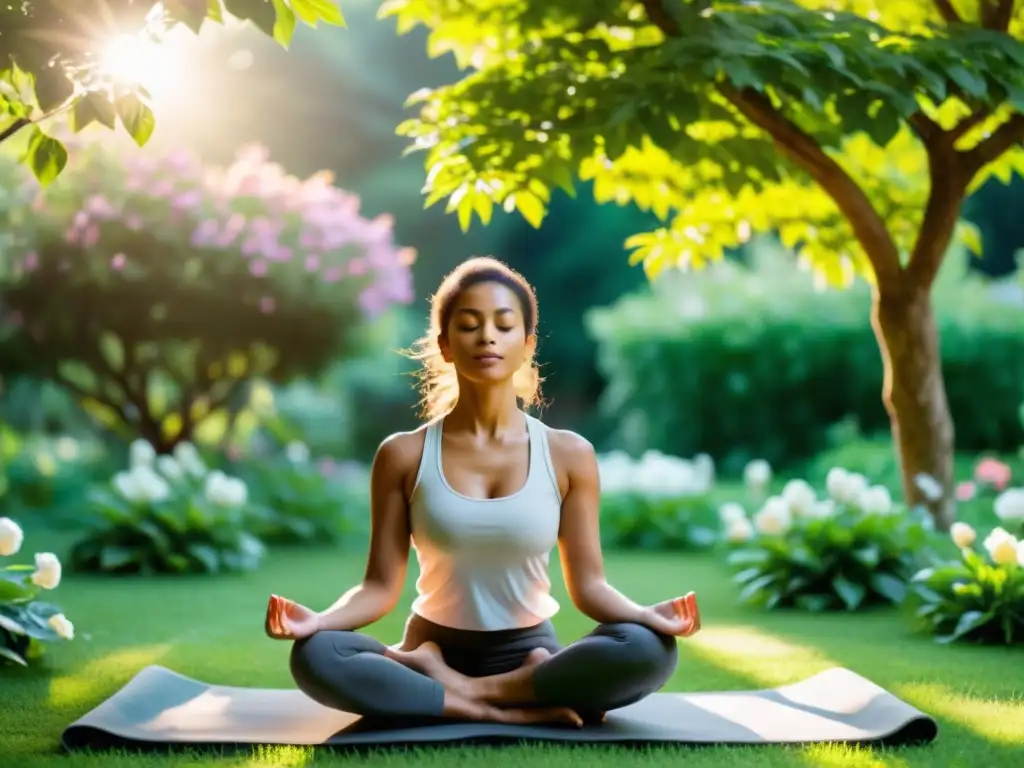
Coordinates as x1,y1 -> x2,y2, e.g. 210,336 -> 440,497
406,256 -> 543,421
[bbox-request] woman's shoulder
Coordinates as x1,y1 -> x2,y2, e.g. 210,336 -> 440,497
533,418 -> 597,468
373,424 -> 431,475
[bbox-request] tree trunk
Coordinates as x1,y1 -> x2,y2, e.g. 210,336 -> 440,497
871,286 -> 956,530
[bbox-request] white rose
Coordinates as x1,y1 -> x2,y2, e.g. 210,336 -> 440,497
718,502 -> 747,525
113,470 -> 146,503
48,613 -> 74,640
635,451 -> 702,496
843,472 -> 869,504
782,479 -> 817,516
30,552 -> 61,590
809,500 -> 837,519
825,467 -> 850,501
744,459 -> 772,490
726,516 -> 754,543
993,488 -> 1024,522
286,441 -> 310,464
983,527 -> 1019,567
204,471 -> 248,507
0,517 -> 24,557
131,464 -> 171,503
129,438 -> 156,468
156,455 -> 184,480
950,522 -> 976,549
173,441 -> 207,477
859,485 -> 893,516
693,453 -> 715,487
753,496 -> 792,536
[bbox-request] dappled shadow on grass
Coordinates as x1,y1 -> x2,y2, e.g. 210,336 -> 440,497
679,613 -> 1024,767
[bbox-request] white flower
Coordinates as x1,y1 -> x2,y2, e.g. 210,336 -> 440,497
950,522 -> 976,549
156,455 -> 184,480
173,441 -> 207,477
285,441 -> 310,464
598,450 -> 635,495
726,516 -> 754,543
809,500 -> 837,519
826,467 -> 850,501
859,485 -> 893,516
782,479 -> 817,516
30,552 -> 61,590
204,471 -> 248,507
718,502 -> 747,525
693,453 -> 715,487
993,488 -> 1024,522
48,613 -> 74,640
913,473 -> 944,503
843,472 -> 869,504
753,496 -> 792,536
129,438 -> 156,468
744,459 -> 772,490
0,517 -> 24,557
983,527 -> 1019,567
113,464 -> 171,504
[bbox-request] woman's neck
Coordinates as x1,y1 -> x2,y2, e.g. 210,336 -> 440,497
445,382 -> 522,437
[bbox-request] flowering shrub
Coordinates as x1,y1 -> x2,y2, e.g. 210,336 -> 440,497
0,517 -> 74,667
0,137 -> 414,453
597,450 -> 718,550
908,521 -> 1024,645
721,467 -> 933,612
232,440 -> 365,544
68,440 -> 264,575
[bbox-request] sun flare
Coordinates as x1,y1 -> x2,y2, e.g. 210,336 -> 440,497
98,33 -> 177,95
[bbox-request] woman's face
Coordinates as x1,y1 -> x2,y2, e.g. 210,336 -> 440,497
439,281 -> 534,385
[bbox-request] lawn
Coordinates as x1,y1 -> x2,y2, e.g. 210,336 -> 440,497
4,529 -> 1023,768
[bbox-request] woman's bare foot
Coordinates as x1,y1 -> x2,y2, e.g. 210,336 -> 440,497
441,691 -> 582,727
386,642 -> 475,697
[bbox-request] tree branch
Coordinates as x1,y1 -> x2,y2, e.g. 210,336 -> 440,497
931,0 -> 963,24
639,0 -> 904,287
905,151 -> 970,288
981,0 -> 1014,30
962,113 -> 1024,175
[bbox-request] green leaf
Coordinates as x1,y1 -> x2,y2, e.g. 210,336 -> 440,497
115,93 -> 156,147
870,572 -> 907,604
71,91 -> 118,132
224,0 -> 277,37
271,0 -> 297,47
0,577 -> 30,603
832,575 -> 866,611
24,127 -> 67,186
936,609 -> 991,644
290,0 -> 346,26
795,594 -> 833,612
165,0 -> 209,33
0,645 -> 27,666
100,545 -> 136,571
852,545 -> 881,569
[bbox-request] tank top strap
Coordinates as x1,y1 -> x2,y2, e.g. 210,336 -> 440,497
524,413 -> 562,501
411,418 -> 443,493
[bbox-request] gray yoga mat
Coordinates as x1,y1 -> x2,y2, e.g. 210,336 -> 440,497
61,664 -> 938,751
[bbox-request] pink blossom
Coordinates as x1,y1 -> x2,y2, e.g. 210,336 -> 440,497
955,481 -> 976,501
250,260 -> 268,277
304,255 -> 320,271
975,458 -> 1012,490
259,296 -> 276,313
110,253 -> 126,270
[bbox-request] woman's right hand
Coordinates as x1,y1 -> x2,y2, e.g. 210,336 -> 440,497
265,594 -> 320,640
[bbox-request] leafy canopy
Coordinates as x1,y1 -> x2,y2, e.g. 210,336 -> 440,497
384,0 -> 1024,290
0,0 -> 346,184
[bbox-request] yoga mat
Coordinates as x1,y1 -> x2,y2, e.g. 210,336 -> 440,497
61,664 -> 938,752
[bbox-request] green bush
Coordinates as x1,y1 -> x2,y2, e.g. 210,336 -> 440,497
0,517 -> 75,667
68,441 -> 265,575
720,468 -> 935,612
232,441 -> 369,545
908,521 -> 1024,645
587,242 -> 1024,473
597,450 -> 721,550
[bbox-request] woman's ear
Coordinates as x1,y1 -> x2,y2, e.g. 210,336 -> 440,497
438,333 -> 453,364
524,333 -> 537,360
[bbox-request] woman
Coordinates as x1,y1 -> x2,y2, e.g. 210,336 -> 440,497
265,257 -> 701,727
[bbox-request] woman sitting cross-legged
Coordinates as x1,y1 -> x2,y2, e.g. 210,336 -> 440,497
264,257 -> 701,727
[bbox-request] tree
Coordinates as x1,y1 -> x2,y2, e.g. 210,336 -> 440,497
0,135 -> 415,453
383,0 -> 1024,530
0,0 -> 345,184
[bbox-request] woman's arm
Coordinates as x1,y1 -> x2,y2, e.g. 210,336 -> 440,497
552,430 -> 651,626
314,432 -> 416,632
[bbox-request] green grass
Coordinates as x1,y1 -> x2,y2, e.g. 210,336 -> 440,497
4,530 -> 1023,768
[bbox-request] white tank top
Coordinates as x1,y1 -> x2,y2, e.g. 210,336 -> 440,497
408,412 -> 563,631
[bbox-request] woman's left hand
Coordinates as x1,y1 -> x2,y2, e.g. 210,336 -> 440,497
641,591 -> 701,637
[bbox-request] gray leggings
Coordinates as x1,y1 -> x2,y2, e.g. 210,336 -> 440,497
290,613 -> 678,719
